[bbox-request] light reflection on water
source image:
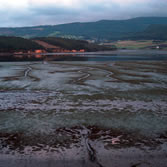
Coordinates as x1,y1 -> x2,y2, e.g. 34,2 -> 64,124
0,50 -> 167,62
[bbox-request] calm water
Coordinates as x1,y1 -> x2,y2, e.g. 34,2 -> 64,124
51,54 -> 167,61
0,51 -> 167,167
1,49 -> 167,62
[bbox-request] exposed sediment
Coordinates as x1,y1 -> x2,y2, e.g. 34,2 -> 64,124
0,61 -> 167,166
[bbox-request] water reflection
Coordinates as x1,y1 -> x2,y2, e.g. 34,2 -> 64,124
46,54 -> 89,61
0,50 -> 167,62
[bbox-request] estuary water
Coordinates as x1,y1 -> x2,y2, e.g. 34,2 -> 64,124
0,51 -> 167,167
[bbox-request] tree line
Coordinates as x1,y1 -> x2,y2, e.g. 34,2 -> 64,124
0,36 -> 43,52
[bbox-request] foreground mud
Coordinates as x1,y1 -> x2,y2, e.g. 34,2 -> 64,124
0,61 -> 167,167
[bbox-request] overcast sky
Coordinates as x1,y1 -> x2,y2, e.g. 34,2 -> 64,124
0,0 -> 167,27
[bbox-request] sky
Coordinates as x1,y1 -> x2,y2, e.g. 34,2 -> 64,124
0,0 -> 167,27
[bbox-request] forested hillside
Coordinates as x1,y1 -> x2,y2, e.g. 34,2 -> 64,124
0,17 -> 167,40
127,24 -> 167,40
0,36 -> 43,52
34,37 -> 116,51
0,36 -> 115,53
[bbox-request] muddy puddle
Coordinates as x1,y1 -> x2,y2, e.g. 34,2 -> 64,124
0,60 -> 167,167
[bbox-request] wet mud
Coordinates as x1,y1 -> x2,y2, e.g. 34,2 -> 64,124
0,61 -> 167,166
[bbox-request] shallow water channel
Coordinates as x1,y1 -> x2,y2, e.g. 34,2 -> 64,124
0,52 -> 167,167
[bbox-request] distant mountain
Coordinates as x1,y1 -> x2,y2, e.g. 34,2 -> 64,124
126,24 -> 167,40
0,17 -> 167,40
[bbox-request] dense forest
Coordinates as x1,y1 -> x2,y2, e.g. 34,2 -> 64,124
0,36 -> 115,53
0,17 -> 167,40
125,24 -> 167,40
0,36 -> 44,52
34,37 -> 116,51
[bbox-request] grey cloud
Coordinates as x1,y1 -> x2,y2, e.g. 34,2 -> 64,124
0,0 -> 167,27
29,6 -> 79,15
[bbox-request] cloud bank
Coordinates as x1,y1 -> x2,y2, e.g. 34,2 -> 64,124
0,0 -> 167,27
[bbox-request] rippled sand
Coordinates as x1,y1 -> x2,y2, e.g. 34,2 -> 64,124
0,61 -> 167,167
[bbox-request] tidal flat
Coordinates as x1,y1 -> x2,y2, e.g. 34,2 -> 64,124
0,60 -> 167,167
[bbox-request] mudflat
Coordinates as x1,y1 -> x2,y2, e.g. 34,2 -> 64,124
0,60 -> 167,167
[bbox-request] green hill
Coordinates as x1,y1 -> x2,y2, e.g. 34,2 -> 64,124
0,36 -> 115,53
1,17 -> 167,40
127,24 -> 167,40
34,37 -> 116,51
0,36 -> 43,52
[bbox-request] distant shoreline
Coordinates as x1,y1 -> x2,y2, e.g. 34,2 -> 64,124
0,49 -> 167,56
0,49 -> 167,62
